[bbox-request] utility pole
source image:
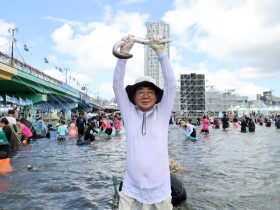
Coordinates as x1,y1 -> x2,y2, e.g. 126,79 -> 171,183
8,27 -> 18,67
64,68 -> 69,84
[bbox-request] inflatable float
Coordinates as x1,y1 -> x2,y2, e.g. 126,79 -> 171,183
0,158 -> 13,175
76,139 -> 91,146
233,122 -> 240,128
186,136 -> 197,141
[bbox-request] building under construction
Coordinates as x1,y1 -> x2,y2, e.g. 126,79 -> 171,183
180,73 -> 205,117
177,74 -> 248,118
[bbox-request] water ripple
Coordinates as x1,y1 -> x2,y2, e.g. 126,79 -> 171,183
1,124 -> 280,209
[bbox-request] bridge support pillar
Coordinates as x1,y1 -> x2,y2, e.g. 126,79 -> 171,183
64,109 -> 72,121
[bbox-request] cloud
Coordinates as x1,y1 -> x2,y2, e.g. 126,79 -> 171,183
42,0 -> 279,98
162,0 -> 280,71
0,20 -> 16,53
2,1 -> 279,101
49,10 -> 149,74
172,61 -> 270,100
160,0 -> 280,100
46,8 -> 150,99
118,0 -> 148,5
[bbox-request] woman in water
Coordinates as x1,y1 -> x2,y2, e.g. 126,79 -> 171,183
16,119 -> 33,144
201,116 -> 210,133
221,114 -> 230,130
248,118 -> 255,132
240,118 -> 247,133
68,119 -> 78,138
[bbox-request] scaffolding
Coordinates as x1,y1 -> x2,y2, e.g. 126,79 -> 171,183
180,74 -> 205,117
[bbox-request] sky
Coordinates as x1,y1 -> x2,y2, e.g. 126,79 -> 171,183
0,0 -> 280,101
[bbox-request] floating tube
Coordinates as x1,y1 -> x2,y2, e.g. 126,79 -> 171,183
115,130 -> 121,136
0,158 -> 13,175
76,139 -> 90,146
233,122 -> 240,128
186,136 -> 197,141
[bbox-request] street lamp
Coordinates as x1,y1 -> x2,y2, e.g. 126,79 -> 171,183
82,84 -> 88,95
8,27 -> 18,67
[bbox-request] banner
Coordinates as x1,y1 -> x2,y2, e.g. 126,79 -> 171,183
18,97 -> 26,106
25,99 -> 33,106
6,95 -> 14,103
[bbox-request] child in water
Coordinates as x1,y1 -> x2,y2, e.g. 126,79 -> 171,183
57,121 -> 68,141
113,115 -> 122,136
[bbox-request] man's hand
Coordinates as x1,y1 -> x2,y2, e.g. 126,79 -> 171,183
150,35 -> 166,56
120,34 -> 134,54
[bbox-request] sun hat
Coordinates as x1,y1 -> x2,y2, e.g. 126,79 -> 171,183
125,76 -> 164,105
180,120 -> 187,126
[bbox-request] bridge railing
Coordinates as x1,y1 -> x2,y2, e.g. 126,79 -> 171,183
0,51 -> 103,108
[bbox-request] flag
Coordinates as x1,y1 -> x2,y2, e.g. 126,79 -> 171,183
59,68 -> 63,72
44,58 -> 49,63
24,44 -> 29,52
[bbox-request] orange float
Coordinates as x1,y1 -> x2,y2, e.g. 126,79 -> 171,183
0,158 -> 13,175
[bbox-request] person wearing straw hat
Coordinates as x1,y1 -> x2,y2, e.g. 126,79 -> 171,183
182,120 -> 196,139
113,35 -> 176,209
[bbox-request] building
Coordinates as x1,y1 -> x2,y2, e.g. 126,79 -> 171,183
257,91 -> 280,106
250,91 -> 280,106
206,87 -> 248,115
180,73 -> 206,117
144,21 -> 170,89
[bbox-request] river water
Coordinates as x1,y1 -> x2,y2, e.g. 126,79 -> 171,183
1,123 -> 280,210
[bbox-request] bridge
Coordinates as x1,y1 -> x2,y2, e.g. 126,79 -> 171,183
0,51 -> 104,120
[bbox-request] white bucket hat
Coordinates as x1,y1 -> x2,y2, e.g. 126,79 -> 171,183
125,76 -> 164,105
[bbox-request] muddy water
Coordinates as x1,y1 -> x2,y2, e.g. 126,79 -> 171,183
1,124 -> 280,209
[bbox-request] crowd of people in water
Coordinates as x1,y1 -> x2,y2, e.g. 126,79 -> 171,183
172,112 -> 280,140
1,109 -> 280,176
0,108 -> 191,177
0,110 -> 124,175
2,108 -> 279,209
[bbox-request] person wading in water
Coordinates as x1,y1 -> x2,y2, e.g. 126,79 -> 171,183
113,34 -> 176,209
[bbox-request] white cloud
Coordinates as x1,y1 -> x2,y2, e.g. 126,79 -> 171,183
160,0 -> 280,100
50,9 -> 149,76
172,61 -> 269,100
0,20 -> 15,54
2,0 -> 279,101
163,0 -> 280,71
119,0 -> 147,5
46,8 -> 150,99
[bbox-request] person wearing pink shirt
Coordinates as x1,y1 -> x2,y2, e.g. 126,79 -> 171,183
201,116 -> 210,133
113,115 -> 122,136
16,119 -> 33,144
101,115 -> 112,137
